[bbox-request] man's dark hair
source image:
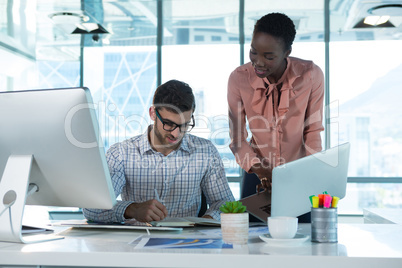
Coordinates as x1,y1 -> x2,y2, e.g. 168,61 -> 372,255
253,12 -> 296,51
153,79 -> 196,113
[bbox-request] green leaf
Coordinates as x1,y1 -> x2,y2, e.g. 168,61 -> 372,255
238,206 -> 246,213
219,201 -> 247,213
228,202 -> 233,211
220,206 -> 229,213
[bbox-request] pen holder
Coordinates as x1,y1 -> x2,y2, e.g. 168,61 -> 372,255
311,207 -> 338,243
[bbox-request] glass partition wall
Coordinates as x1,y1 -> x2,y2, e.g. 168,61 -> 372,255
1,0 -> 401,214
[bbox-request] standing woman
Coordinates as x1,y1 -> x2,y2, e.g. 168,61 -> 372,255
228,13 -> 324,221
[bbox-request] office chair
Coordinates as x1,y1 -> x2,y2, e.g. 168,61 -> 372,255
198,191 -> 208,217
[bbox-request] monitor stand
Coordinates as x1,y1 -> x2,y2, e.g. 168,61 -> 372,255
0,155 -> 64,243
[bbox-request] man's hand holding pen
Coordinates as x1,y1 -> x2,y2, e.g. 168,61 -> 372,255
124,200 -> 168,223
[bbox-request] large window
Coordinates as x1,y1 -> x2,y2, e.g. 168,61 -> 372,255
330,41 -> 402,177
162,45 -> 240,176
84,46 -> 157,148
329,40 -> 402,213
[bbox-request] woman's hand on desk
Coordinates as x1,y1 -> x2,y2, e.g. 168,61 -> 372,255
124,200 -> 168,222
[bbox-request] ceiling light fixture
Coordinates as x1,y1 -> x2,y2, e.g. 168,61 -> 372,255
75,23 -> 100,32
49,11 -> 109,35
353,17 -> 395,28
353,4 -> 402,29
368,4 -> 402,16
364,15 -> 391,26
49,12 -> 89,24
71,23 -> 109,34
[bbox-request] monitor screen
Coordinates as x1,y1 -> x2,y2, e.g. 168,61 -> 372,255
0,87 -> 116,209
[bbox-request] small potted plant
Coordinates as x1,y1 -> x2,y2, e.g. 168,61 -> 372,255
220,201 -> 249,244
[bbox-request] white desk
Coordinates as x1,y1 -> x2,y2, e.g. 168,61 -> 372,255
363,208 -> 402,224
0,223 -> 402,268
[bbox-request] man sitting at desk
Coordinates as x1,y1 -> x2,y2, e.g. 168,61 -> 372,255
83,80 -> 234,223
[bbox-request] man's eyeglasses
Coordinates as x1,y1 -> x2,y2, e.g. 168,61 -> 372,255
155,109 -> 195,133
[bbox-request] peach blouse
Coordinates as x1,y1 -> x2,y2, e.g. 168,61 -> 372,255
227,56 -> 324,173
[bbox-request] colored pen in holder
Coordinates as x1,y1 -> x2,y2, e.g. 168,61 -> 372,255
309,191 -> 339,243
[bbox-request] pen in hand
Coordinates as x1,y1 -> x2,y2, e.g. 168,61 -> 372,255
154,188 -> 161,202
153,188 -> 168,220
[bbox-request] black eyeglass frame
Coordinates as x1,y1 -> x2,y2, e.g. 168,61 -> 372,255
154,108 -> 195,133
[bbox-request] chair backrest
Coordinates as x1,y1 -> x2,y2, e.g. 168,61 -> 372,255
197,191 -> 207,217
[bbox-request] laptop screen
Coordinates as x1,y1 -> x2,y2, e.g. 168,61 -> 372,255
240,143 -> 350,221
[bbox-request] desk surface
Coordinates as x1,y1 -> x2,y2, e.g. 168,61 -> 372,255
0,223 -> 402,268
363,208 -> 402,224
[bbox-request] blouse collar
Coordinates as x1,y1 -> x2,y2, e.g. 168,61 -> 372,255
248,57 -> 301,118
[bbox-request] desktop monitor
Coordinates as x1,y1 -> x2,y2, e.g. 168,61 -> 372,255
0,87 -> 116,243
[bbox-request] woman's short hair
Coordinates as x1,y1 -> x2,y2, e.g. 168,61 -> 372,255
253,12 -> 296,51
153,79 -> 196,113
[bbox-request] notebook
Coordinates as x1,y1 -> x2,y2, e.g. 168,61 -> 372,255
53,219 -> 183,232
240,143 -> 350,222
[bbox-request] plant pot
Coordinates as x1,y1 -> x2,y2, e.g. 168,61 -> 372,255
220,212 -> 249,244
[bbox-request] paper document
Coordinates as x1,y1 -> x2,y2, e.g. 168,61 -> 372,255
151,217 -> 220,227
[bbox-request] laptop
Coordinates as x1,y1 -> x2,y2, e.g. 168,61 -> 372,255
240,143 -> 350,222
